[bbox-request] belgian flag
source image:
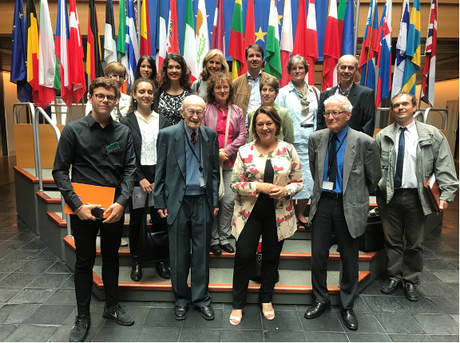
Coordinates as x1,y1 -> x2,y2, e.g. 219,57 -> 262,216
26,0 -> 39,101
86,0 -> 103,81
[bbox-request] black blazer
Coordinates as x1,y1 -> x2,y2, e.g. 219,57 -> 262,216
316,83 -> 375,136
120,112 -> 171,183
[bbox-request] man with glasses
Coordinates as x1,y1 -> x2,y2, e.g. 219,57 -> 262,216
305,94 -> 381,331
53,77 -> 137,341
316,55 -> 375,136
85,62 -> 131,120
154,95 -> 219,321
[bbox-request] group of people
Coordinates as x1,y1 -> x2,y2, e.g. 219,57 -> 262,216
51,45 -> 458,342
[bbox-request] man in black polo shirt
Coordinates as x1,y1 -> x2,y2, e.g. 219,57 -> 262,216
53,77 -> 136,342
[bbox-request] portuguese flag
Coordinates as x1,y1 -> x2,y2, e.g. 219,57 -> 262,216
228,0 -> 245,80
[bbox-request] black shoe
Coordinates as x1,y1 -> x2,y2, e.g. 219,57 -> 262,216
103,304 -> 135,326
156,261 -> 171,279
304,302 -> 329,319
381,278 -> 401,294
341,309 -> 358,331
175,305 -> 188,321
69,315 -> 90,342
130,262 -> 143,282
221,243 -> 234,254
198,305 -> 215,320
404,282 -> 419,302
210,245 -> 222,255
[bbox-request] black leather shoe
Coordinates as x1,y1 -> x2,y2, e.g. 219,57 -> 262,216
69,315 -> 90,342
210,245 -> 222,255
156,261 -> 171,279
103,304 -> 135,326
130,262 -> 142,282
341,309 -> 358,331
304,302 -> 329,319
198,305 -> 215,320
175,305 -> 188,321
221,243 -> 235,253
404,282 -> 419,302
381,278 -> 401,294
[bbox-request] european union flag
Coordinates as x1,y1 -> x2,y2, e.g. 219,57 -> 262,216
11,0 -> 32,102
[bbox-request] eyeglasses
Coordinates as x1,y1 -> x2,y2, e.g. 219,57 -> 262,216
184,108 -> 204,116
107,73 -> 127,80
323,111 -> 346,118
93,93 -> 117,102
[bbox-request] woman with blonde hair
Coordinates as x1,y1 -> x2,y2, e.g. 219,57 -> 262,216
192,49 -> 229,100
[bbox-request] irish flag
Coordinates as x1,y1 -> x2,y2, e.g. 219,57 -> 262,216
265,0 -> 281,80
182,0 -> 198,81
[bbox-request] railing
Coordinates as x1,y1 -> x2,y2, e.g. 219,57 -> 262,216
414,107 -> 449,130
13,103 -> 37,176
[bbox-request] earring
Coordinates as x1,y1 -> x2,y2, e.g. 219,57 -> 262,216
133,99 -> 137,109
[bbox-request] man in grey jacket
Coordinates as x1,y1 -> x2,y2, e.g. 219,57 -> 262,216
376,92 -> 458,302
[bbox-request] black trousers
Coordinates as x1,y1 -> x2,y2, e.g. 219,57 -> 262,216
311,196 -> 359,309
71,215 -> 123,316
232,195 -> 284,309
377,189 -> 424,284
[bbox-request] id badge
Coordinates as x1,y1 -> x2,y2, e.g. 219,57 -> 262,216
322,181 -> 334,191
199,176 -> 205,187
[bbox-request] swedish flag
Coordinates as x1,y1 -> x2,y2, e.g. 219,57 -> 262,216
401,0 -> 421,95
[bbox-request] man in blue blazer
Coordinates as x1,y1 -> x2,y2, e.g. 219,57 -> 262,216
154,95 -> 220,321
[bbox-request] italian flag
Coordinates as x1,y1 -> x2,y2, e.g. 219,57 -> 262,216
265,0 -> 281,80
228,0 -> 244,80
182,0 -> 199,81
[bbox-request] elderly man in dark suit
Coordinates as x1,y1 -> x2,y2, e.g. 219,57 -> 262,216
305,94 -> 381,331
154,95 -> 220,321
316,55 -> 375,136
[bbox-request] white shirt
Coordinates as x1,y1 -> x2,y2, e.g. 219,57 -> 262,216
247,71 -> 262,112
395,120 -> 418,188
135,110 -> 159,166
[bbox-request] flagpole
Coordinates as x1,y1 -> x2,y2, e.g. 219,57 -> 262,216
353,0 -> 360,56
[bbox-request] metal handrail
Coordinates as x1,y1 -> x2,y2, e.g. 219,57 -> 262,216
415,107 -> 448,130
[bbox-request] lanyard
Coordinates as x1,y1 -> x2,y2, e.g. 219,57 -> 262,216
330,131 -> 348,155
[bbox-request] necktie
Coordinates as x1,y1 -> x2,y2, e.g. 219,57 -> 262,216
191,131 -> 197,145
327,134 -> 338,188
394,127 -> 407,188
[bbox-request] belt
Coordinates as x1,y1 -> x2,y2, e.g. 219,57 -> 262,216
394,188 -> 418,194
300,123 -> 314,128
321,191 -> 343,199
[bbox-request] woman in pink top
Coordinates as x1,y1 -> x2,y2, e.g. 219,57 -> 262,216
203,73 -> 248,256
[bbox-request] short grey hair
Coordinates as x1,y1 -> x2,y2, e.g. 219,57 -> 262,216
323,94 -> 353,113
181,94 -> 206,110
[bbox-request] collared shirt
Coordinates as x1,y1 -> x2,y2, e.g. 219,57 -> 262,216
134,110 -> 159,166
322,126 -> 349,193
52,114 -> 136,211
184,125 -> 205,195
395,120 -> 418,188
247,71 -> 262,112
335,82 -> 354,98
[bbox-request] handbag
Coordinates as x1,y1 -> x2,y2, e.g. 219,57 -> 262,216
218,105 -> 232,200
137,197 -> 169,262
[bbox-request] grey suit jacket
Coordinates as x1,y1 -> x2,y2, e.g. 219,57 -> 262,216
308,127 -> 381,238
154,121 -> 220,225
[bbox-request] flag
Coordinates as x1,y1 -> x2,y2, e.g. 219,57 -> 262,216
341,0 -> 354,55
421,0 -> 437,106
26,0 -> 39,102
104,0 -> 117,63
11,0 -> 31,101
280,0 -> 293,87
337,0 -> 346,55
196,0 -> 210,74
265,0 -> 281,80
156,0 -> 168,72
359,0 -> 379,89
305,0 -> 318,85
292,0 -> 307,61
228,0 -> 245,79
68,0 -> 86,104
86,0 -> 103,81
401,0 -> 421,95
183,0 -> 199,81
167,0 -> 179,54
391,0 -> 410,98
147,0 -> 159,57
126,0 -> 140,85
376,0 -> 392,108
211,0 -> 225,54
55,0 -> 72,105
139,0 -> 151,56
117,0 -> 126,60
322,0 -> 340,90
241,0 -> 255,74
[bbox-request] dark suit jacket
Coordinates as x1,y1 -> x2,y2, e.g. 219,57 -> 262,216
316,83 -> 375,136
154,121 -> 220,225
308,127 -> 381,238
120,112 -> 171,183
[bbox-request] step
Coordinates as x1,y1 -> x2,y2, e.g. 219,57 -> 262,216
37,190 -> 62,212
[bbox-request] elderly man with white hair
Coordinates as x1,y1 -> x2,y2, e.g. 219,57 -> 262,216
305,94 -> 381,331
154,95 -> 220,321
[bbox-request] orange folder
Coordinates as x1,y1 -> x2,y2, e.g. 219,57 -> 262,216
64,182 -> 116,218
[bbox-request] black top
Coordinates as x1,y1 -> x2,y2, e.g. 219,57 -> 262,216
52,114 -> 136,211
256,159 -> 275,204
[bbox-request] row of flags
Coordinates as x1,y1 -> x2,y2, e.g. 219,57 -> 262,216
10,0 -> 438,109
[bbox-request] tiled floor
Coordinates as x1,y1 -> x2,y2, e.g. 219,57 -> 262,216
0,156 -> 458,342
